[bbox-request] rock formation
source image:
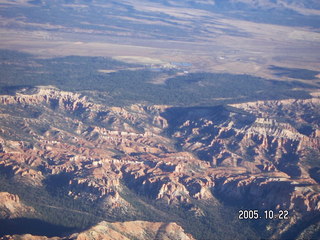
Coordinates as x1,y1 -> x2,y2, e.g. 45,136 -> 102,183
0,192 -> 34,219
0,221 -> 195,240
0,87 -> 319,238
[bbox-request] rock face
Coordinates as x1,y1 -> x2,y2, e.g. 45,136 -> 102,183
0,192 -> 34,219
160,100 -> 320,214
0,235 -> 59,240
71,221 -> 195,240
0,221 -> 195,240
0,86 -> 319,238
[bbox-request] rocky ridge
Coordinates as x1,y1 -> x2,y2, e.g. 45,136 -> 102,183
0,192 -> 34,219
0,87 -> 319,238
0,220 -> 195,240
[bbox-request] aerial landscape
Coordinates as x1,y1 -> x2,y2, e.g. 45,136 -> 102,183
0,0 -> 319,239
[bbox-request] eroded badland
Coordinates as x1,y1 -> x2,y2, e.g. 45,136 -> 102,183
0,1 -> 320,239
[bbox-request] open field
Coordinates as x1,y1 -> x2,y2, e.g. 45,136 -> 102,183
0,0 -> 319,82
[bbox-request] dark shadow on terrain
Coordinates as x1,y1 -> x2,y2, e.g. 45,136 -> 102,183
121,170 -> 163,199
162,105 -> 256,130
297,124 -> 314,136
0,85 -> 36,95
44,172 -> 72,192
213,179 -> 295,210
161,105 -> 255,159
0,165 -> 15,178
276,153 -> 301,179
0,218 -> 76,237
269,65 -> 319,80
309,167 -> 320,184
280,212 -> 320,240
161,105 -> 229,134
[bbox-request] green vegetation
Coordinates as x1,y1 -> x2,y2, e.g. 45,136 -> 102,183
301,148 -> 320,183
281,212 -> 320,240
302,148 -> 320,169
0,170 -> 263,239
0,174 -> 103,232
269,65 -> 320,80
119,184 -> 261,240
0,50 -> 315,107
296,221 -> 320,240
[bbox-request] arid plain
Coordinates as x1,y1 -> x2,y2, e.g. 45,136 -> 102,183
0,0 -> 319,81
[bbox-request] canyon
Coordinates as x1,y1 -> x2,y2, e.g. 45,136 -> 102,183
0,86 -> 319,239
0,0 -> 319,239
